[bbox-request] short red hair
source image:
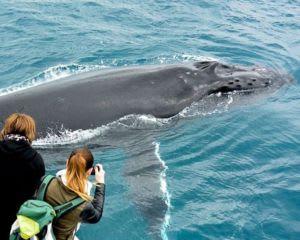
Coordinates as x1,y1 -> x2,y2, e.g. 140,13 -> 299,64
0,113 -> 36,143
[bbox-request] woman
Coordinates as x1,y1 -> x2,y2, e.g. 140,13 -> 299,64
0,113 -> 45,239
45,147 -> 105,240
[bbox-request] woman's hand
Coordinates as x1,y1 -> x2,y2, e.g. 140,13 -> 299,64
95,164 -> 105,184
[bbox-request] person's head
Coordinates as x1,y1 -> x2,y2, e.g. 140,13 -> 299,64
66,147 -> 94,201
0,113 -> 36,143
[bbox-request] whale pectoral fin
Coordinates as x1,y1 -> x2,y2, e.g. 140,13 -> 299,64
124,143 -> 167,239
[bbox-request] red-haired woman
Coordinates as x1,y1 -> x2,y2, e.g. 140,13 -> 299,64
45,147 -> 105,240
0,113 -> 45,239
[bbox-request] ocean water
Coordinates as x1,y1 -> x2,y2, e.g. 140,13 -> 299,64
1,1 -> 300,239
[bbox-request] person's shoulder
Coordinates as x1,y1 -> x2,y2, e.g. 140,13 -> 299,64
27,148 -> 45,174
56,169 -> 68,186
32,150 -> 45,164
56,169 -> 66,177
34,151 -> 44,160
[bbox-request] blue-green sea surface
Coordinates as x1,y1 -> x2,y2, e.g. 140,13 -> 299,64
0,1 -> 300,239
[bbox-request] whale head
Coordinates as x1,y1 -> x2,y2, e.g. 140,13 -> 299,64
193,61 -> 294,96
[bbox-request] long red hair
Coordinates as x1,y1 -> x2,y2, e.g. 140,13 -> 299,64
66,148 -> 94,201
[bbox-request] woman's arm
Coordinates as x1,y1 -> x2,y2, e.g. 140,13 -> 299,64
80,164 -> 105,223
80,183 -> 105,223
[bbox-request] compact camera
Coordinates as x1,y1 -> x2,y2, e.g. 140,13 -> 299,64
91,165 -> 100,175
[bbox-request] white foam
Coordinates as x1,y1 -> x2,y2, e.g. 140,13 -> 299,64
179,93 -> 234,118
177,54 -> 218,62
153,54 -> 218,64
117,114 -> 173,129
153,142 -> 171,240
32,113 -> 174,147
33,125 -> 109,147
0,64 -> 109,96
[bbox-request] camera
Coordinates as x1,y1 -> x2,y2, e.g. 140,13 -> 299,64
91,165 -> 100,175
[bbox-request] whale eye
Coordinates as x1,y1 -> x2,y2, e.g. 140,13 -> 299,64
229,82 -> 234,85
252,78 -> 257,82
194,61 -> 211,69
236,85 -> 242,88
234,79 -> 240,82
248,83 -> 253,86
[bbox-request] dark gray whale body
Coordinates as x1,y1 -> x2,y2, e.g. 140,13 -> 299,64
0,61 -> 292,136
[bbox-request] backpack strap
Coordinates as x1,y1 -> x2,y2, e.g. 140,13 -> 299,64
9,228 -> 19,240
36,174 -> 85,218
36,175 -> 55,200
54,197 -> 85,218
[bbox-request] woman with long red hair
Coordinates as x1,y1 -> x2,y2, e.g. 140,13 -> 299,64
45,147 -> 105,240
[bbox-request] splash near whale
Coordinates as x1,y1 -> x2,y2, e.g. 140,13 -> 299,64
0,61 -> 292,136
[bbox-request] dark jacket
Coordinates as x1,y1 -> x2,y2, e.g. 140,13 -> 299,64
0,139 -> 45,239
45,177 -> 105,240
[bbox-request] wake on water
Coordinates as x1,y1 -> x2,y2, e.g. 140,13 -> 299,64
154,142 -> 171,240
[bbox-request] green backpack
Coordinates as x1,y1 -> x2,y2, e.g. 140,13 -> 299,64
10,175 -> 85,240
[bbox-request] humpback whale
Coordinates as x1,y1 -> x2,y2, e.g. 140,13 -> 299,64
0,61 -> 292,136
